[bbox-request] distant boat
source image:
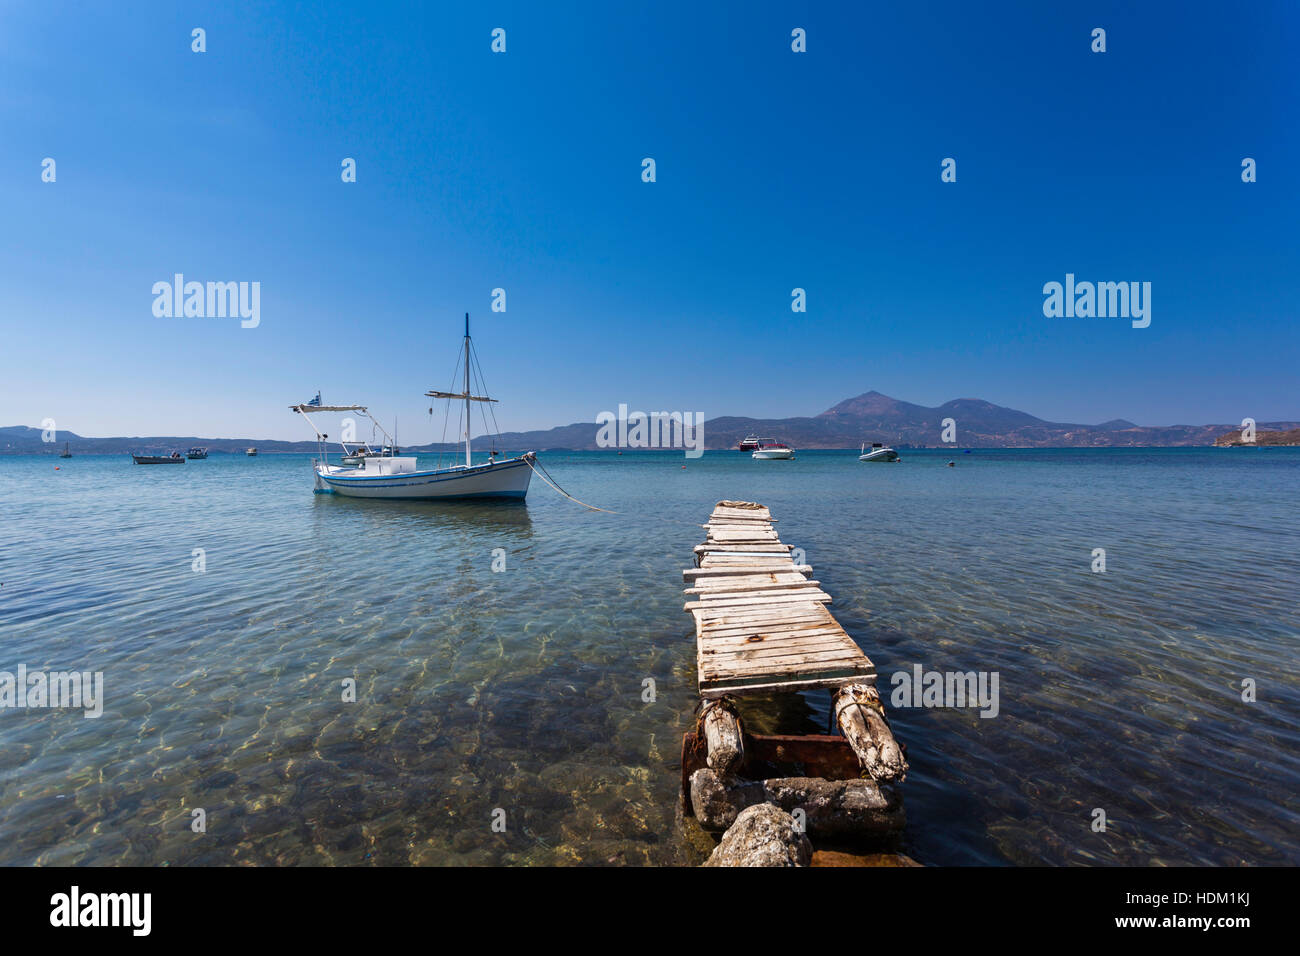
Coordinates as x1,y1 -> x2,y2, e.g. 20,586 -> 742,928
246,448 -> 258,457
339,444 -> 399,466
859,442 -> 900,463
291,314 -> 534,500
59,442 -> 71,458
752,439 -> 795,460
186,447 -> 208,460
738,434 -> 760,451
132,452 -> 184,465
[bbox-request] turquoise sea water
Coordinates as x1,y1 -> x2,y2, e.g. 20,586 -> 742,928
1,447 -> 1297,865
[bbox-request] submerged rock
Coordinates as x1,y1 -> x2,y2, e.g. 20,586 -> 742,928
690,768 -> 904,837
704,804 -> 811,867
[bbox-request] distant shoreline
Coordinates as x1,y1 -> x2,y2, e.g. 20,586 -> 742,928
8,443 -> 1300,457
5,387 -> 1298,456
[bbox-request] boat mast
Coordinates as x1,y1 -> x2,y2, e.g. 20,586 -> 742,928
464,313 -> 472,467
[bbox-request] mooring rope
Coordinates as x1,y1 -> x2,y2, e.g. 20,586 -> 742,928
523,455 -> 720,529
524,456 -> 621,514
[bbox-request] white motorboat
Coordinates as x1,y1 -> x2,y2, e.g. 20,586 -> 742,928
859,442 -> 900,462
291,315 -> 534,501
752,439 -> 795,460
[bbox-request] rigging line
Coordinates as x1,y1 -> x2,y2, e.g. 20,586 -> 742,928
477,347 -> 501,439
468,341 -> 490,454
471,339 -> 501,436
468,338 -> 502,449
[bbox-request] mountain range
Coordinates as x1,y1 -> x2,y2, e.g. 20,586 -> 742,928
4,391 -> 1297,454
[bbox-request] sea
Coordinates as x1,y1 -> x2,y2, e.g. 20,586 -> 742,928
1,447 -> 1296,865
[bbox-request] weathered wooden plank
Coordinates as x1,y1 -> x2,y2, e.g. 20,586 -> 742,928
712,503 -> 771,517
685,594 -> 831,612
694,544 -> 793,554
683,564 -> 812,579
698,549 -> 793,557
699,603 -> 835,621
687,571 -> 809,587
703,652 -> 874,677
707,629 -> 857,650
702,661 -> 876,682
696,629 -> 847,650
687,580 -> 824,597
700,554 -> 793,561
692,589 -> 829,605
697,623 -> 828,640
702,650 -> 872,675
685,578 -> 817,596
697,608 -> 832,628
708,526 -> 779,538
694,581 -> 826,595
695,591 -> 830,609
700,667 -> 876,697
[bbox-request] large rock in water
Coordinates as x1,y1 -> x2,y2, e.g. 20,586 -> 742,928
704,804 -> 811,867
690,768 -> 904,837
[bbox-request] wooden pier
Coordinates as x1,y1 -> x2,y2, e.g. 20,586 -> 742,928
686,501 -> 876,696
680,501 -> 908,854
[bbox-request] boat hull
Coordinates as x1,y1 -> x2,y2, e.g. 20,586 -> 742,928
752,449 -> 795,460
316,455 -> 534,500
859,449 -> 900,462
132,456 -> 184,465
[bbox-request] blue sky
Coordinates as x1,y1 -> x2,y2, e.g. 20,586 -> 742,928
1,1 -> 1296,440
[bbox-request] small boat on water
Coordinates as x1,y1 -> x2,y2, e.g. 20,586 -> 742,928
292,315 -> 534,500
246,448 -> 258,457
340,443 -> 399,467
187,447 -> 208,460
859,442 -> 900,463
339,449 -> 371,466
59,442 -> 71,458
752,439 -> 795,460
132,452 -> 185,464
737,434 -> 760,451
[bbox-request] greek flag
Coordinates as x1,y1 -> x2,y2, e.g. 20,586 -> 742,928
307,392 -> 321,407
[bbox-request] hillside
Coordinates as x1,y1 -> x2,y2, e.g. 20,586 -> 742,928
5,393 -> 1298,453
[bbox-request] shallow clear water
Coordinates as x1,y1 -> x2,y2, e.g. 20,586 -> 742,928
1,448 -> 1297,865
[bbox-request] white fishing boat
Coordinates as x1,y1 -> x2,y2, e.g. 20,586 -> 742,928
859,442 -> 900,462
752,439 -> 795,460
291,315 -> 534,500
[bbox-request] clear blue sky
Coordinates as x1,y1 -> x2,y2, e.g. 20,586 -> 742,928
2,1 -> 1295,441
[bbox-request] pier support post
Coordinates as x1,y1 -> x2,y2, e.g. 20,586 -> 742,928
834,683 -> 908,783
701,698 -> 744,774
